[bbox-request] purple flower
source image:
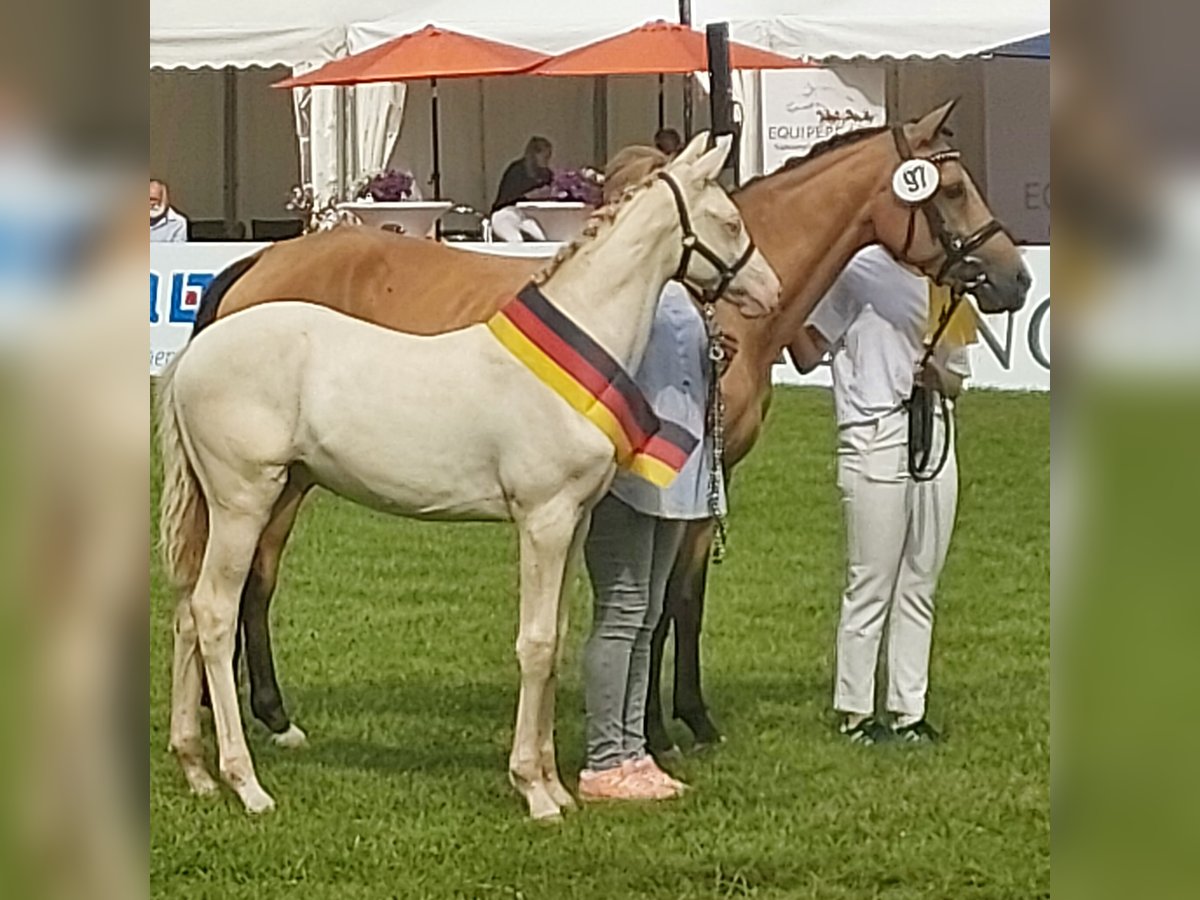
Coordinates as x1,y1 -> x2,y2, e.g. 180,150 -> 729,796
549,168 -> 603,206
357,170 -> 415,202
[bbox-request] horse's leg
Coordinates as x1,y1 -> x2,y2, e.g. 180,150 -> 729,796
510,508 -> 577,821
645,585 -> 676,756
537,512 -> 591,812
192,504 -> 278,814
669,519 -> 725,747
242,478 -> 311,747
169,594 -> 218,797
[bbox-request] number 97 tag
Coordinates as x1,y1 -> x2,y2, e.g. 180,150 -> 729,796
892,159 -> 940,204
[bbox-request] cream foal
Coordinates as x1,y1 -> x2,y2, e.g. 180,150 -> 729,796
158,134 -> 780,820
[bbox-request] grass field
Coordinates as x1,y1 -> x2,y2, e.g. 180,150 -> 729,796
150,386 -> 1049,900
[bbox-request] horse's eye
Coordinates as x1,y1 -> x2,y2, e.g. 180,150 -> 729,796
943,183 -> 966,200
724,219 -> 742,236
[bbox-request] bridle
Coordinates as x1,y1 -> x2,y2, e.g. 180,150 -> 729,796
657,171 -> 757,306
656,169 -> 758,563
891,126 -> 1007,483
891,126 -> 1007,290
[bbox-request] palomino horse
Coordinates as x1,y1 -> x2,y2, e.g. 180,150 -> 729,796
158,135 -> 781,818
192,100 -> 1031,754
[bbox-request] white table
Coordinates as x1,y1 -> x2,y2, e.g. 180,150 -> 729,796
514,201 -> 592,242
335,201 -> 453,237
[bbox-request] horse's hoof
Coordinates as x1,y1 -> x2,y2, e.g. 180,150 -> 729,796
690,734 -> 727,755
546,782 -> 577,812
239,784 -> 276,815
651,743 -> 683,763
185,769 -> 220,797
677,710 -> 724,748
270,724 -> 308,749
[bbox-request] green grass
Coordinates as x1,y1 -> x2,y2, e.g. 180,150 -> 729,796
151,387 -> 1049,899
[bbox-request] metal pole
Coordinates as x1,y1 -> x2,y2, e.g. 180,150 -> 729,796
222,66 -> 238,234
658,73 -> 665,131
430,78 -> 442,200
593,76 -> 609,166
679,0 -> 693,138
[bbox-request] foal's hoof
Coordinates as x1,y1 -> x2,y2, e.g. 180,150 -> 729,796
238,784 -> 277,815
270,724 -> 308,750
185,768 -> 220,798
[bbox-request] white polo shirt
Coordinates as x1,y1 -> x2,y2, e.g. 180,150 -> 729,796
807,245 -> 929,428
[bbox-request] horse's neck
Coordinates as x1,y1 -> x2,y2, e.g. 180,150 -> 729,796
537,183 -> 679,370
725,142 -> 889,369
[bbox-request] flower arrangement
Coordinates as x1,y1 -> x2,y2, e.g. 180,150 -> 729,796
286,185 -> 357,233
547,167 -> 604,207
356,169 -> 416,202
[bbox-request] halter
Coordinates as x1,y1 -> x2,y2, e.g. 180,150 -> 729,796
891,126 -> 1007,289
891,127 -> 1004,484
657,171 -> 757,306
656,170 -> 756,562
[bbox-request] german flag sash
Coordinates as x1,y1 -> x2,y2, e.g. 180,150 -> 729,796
487,284 -> 700,487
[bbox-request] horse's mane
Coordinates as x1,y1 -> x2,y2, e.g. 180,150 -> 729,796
736,125 -> 890,193
531,169 -> 662,286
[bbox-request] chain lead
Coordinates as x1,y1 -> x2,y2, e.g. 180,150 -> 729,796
704,303 -> 728,564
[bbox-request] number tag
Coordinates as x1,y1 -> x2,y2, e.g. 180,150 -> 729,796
892,159 -> 940,204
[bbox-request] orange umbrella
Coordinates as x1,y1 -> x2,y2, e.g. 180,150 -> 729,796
532,20 -> 809,131
274,25 -> 549,198
274,25 -> 549,88
531,20 -> 808,77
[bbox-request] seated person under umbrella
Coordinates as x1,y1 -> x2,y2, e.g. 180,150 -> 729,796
490,136 -> 553,242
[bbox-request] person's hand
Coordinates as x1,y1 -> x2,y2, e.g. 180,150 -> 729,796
917,359 -> 963,399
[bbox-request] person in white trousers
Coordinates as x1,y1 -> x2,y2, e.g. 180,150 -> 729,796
789,244 -> 972,745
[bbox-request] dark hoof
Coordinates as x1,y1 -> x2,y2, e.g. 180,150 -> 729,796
676,709 -> 724,748
646,719 -> 677,758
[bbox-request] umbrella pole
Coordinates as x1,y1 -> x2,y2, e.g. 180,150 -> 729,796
658,74 -> 665,131
430,77 -> 442,200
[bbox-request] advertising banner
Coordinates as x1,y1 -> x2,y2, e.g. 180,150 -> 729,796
759,67 -> 886,174
149,243 -> 266,375
152,243 -> 1048,391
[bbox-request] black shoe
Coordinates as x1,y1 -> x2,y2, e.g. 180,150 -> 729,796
892,719 -> 941,744
839,716 -> 890,746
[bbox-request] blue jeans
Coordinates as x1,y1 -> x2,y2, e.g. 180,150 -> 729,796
583,495 -> 685,771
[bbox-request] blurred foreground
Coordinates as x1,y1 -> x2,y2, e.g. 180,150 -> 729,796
0,1 -> 145,898
1056,1 -> 1200,898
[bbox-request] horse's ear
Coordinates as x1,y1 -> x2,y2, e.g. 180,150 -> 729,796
690,134 -> 733,182
671,131 -> 710,167
910,99 -> 958,146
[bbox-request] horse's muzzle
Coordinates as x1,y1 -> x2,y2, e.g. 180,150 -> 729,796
971,263 -> 1032,314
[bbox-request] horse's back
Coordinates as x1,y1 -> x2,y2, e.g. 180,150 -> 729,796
219,227 -> 541,334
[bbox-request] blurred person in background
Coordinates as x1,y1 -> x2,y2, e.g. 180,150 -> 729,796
149,177 -> 186,242
789,245 -> 974,746
490,136 -> 553,242
654,128 -> 684,157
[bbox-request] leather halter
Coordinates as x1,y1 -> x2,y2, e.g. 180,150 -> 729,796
891,126 -> 1007,288
657,171 -> 757,305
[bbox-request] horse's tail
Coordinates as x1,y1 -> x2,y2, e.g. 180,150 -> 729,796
156,353 -> 208,593
191,250 -> 262,338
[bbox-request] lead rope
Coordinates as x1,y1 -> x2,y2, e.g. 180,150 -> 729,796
909,287 -> 964,482
704,303 -> 728,564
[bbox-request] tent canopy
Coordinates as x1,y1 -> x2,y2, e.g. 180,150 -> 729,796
151,0 -> 1050,69
986,32 -> 1050,60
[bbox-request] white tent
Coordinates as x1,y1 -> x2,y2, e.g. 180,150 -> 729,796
151,1 -> 1049,67
150,1 -> 1049,223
